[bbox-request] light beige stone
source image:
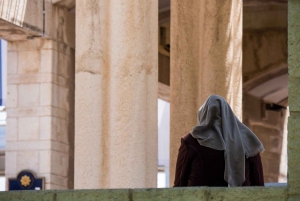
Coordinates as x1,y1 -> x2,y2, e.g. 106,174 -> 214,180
18,117 -> 40,141
6,85 -> 17,108
7,52 -> 18,75
169,0 -> 243,186
40,83 -> 52,106
75,0 -> 158,189
6,106 -> 52,118
4,151 -> 17,175
6,118 -> 18,142
8,74 -> 52,84
16,151 -> 39,173
40,116 -> 52,140
39,150 -> 51,174
5,141 -> 52,151
40,49 -> 53,73
18,51 -> 40,74
18,84 -> 40,107
5,20 -> 74,191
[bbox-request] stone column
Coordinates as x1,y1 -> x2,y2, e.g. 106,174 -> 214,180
288,1 -> 300,200
5,38 -> 75,189
75,1 -> 158,189
170,0 -> 243,185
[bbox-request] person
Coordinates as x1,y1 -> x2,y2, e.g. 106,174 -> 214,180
173,95 -> 265,187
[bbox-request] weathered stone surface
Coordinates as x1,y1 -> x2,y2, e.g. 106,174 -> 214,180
288,1 -> 300,199
288,0 -> 300,79
0,187 -> 288,201
75,0 -> 158,189
0,191 -> 55,201
133,188 -> 207,201
288,77 -> 300,112
5,38 -> 75,189
55,189 -> 130,201
287,116 -> 300,197
170,0 -> 243,186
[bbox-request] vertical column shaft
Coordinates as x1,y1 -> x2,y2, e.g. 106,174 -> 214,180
170,0 -> 243,186
75,1 -> 158,188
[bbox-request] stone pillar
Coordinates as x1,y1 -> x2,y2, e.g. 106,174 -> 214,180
5,38 -> 75,189
75,1 -> 158,189
288,1 -> 300,200
170,0 -> 243,185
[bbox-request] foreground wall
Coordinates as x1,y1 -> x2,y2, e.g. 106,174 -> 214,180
0,187 -> 288,201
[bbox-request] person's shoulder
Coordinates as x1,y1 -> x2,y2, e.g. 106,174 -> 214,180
182,133 -> 198,145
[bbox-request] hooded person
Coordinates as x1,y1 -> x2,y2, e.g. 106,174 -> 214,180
173,95 -> 265,187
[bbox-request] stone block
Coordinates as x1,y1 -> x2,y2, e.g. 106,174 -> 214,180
7,39 -> 42,52
6,118 -> 18,142
52,107 -> 69,121
6,106 -> 52,118
16,151 -> 39,173
58,53 -> 71,79
55,189 -> 130,201
53,117 -> 69,144
52,141 -> 70,156
41,39 -> 56,50
48,184 -> 68,190
287,115 -> 300,197
18,117 -> 39,141
41,49 -> 54,73
7,52 -> 18,75
8,74 -> 52,85
51,151 -> 69,177
289,77 -> 300,111
50,174 -> 68,188
0,190 -> 55,201
256,32 -> 287,70
18,84 -> 40,107
40,116 -> 53,140
6,85 -> 17,108
39,150 -> 51,174
53,84 -> 69,110
207,187 -> 287,201
18,51 -> 40,74
5,151 -> 17,175
133,188 -> 207,201
6,141 -> 51,151
40,83 -> 52,106
288,0 -> 300,79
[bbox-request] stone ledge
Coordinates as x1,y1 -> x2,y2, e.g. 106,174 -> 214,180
0,187 -> 290,201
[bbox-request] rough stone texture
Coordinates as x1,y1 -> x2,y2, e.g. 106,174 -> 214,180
75,1 -> 158,189
170,0 -> 243,186
242,3 -> 288,183
0,187 -> 288,201
243,94 -> 288,182
5,38 -> 75,190
288,0 -> 300,200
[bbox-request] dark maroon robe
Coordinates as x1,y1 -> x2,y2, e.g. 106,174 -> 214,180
174,133 -> 264,187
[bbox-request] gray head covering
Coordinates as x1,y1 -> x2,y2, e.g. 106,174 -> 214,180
191,95 -> 264,187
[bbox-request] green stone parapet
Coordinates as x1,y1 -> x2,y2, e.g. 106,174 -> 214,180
0,187 -> 291,201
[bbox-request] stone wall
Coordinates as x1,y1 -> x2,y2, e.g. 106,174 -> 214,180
0,187 -> 288,201
243,4 -> 288,182
5,38 -> 75,189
